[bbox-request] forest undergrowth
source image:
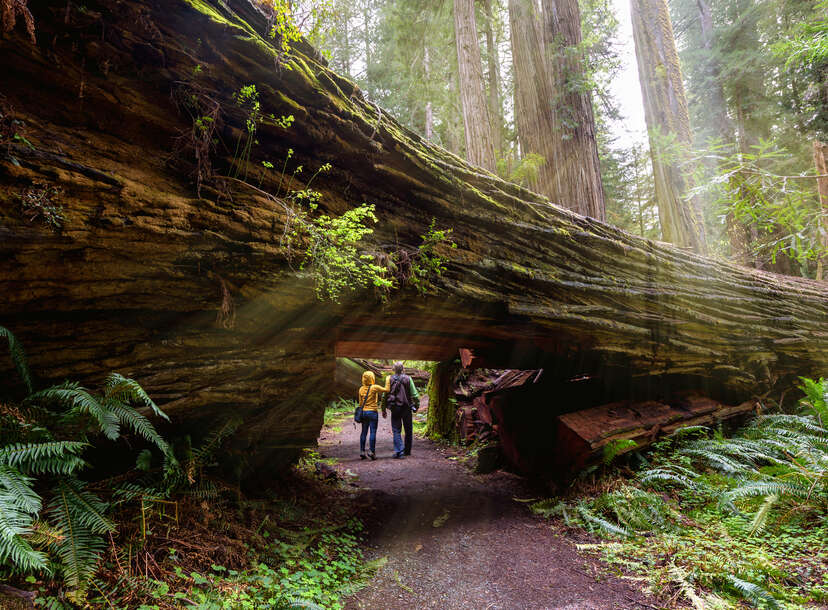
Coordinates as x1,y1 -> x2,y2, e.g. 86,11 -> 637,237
531,379 -> 828,609
0,327 -> 380,610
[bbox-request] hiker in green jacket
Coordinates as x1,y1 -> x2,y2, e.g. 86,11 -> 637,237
381,362 -> 420,459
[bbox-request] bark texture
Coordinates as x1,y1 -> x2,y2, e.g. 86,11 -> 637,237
541,0 -> 605,220
508,0 -> 558,198
630,0 -> 707,253
1,0 -> 827,473
453,0 -> 497,172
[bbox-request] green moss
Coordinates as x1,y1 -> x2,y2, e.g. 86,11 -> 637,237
181,0 -> 255,35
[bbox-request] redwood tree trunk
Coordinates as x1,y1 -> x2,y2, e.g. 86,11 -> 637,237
425,360 -> 459,441
483,0 -> 504,156
508,0 -> 558,195
454,0 -> 497,172
630,0 -> 707,253
541,0 -> 606,220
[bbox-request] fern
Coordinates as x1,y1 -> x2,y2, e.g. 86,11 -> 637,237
0,441 -> 88,475
104,373 -> 170,422
0,464 -> 40,513
0,329 -> 174,598
0,485 -> 46,571
47,478 -> 114,595
28,384 -> 120,440
748,493 -> 779,536
602,438 -> 637,465
669,563 -> 705,610
105,399 -> 170,455
725,574 -> 781,609
0,326 -> 33,395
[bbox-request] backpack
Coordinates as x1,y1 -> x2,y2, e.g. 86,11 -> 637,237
386,374 -> 411,412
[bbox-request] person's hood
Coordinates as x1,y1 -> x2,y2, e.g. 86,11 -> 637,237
361,371 -> 375,386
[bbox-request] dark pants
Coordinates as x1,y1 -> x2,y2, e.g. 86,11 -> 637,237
360,410 -> 378,454
391,407 -> 413,455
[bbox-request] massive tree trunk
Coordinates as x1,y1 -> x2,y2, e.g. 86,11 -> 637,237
482,0 -> 504,157
1,0 -> 827,475
630,0 -> 707,253
453,0 -> 497,171
508,0 -> 558,196
425,360 -> 460,441
540,0 -> 605,220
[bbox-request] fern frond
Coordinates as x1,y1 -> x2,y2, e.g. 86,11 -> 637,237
639,464 -> 700,490
748,493 -> 778,536
0,326 -> 33,395
725,574 -> 781,610
576,503 -> 631,538
104,373 -> 170,422
0,490 -> 48,571
0,464 -> 41,513
28,385 -> 120,440
0,441 -> 88,475
0,470 -> 48,572
669,563 -> 705,610
47,478 -> 112,592
727,480 -> 812,502
105,399 -> 170,455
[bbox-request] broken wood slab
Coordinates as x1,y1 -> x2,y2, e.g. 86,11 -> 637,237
554,395 -> 757,475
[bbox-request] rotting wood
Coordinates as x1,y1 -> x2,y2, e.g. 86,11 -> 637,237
554,395 -> 756,475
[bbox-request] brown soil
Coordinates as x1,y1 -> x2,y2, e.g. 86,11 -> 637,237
319,413 -> 662,610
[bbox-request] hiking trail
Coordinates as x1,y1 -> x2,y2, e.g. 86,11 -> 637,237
319,410 -> 660,610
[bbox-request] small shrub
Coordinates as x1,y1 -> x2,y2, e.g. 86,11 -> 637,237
19,184 -> 64,230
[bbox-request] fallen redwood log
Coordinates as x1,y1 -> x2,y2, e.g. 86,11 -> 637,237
0,0 -> 826,473
554,395 -> 757,476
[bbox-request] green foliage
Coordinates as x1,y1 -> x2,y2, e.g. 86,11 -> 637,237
131,519 -> 381,610
499,153 -> 546,188
601,438 -> 637,465
0,325 -> 32,394
19,185 -> 64,231
289,202 -> 392,301
324,398 -> 355,428
231,84 -> 262,181
409,220 -> 455,295
535,377 -> 828,608
0,325 -> 171,601
690,140 -> 825,267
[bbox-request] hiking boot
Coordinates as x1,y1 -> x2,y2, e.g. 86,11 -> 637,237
403,451 -> 411,456
393,452 -> 405,459
368,452 -> 376,461
360,452 -> 366,460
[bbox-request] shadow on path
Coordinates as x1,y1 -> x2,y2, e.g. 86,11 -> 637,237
320,413 -> 658,610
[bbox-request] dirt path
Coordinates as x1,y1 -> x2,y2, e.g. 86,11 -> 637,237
319,412 -> 660,610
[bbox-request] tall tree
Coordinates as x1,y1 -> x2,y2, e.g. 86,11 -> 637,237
508,0 -> 558,195
454,0 -> 497,171
482,0 -> 504,156
630,0 -> 707,252
541,0 -> 605,220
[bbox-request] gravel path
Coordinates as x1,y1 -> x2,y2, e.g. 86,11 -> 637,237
319,412 -> 660,610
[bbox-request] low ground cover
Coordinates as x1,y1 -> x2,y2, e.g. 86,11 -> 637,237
0,327 -> 380,610
531,378 -> 828,608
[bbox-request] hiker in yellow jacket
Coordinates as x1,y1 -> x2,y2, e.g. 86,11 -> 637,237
357,371 -> 387,460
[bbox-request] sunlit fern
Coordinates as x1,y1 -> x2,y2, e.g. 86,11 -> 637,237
0,325 -> 171,599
